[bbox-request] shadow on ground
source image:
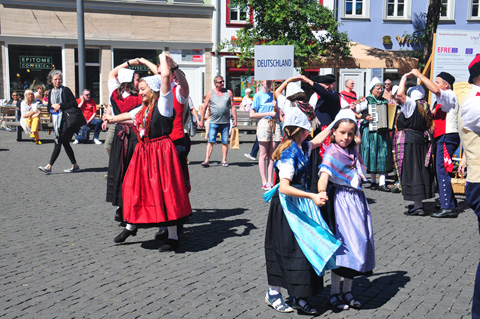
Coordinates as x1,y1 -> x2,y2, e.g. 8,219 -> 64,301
133,208 -> 257,252
306,270 -> 410,315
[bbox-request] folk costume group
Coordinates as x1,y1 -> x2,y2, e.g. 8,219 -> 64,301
102,53 -> 192,252
78,49 -> 480,314
260,57 -> 479,314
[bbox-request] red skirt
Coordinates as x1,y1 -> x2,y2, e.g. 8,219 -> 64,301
122,136 -> 192,225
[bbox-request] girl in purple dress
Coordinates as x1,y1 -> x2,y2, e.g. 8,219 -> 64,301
318,109 -> 375,311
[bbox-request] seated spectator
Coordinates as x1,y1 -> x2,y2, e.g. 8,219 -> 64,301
74,89 -> 103,145
20,89 -> 42,144
34,85 -> 44,104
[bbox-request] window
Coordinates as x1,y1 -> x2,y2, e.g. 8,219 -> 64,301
7,45 -> 62,99
74,49 -> 100,103
470,0 -> 480,20
226,0 -> 250,27
342,0 -> 370,19
440,0 -> 455,21
384,0 -> 411,21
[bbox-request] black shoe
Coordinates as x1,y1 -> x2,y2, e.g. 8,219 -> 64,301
405,204 -> 414,210
377,185 -> 390,192
154,229 -> 168,241
114,228 -> 137,243
291,297 -> 319,315
159,239 -> 179,252
431,209 -> 459,218
119,221 -> 126,227
370,183 -> 378,190
404,207 -> 425,216
114,207 -> 123,222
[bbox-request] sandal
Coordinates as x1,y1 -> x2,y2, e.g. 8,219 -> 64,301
343,291 -> 362,309
201,162 -> 210,167
265,291 -> 293,313
328,294 -> 349,311
222,162 -> 229,167
291,297 -> 319,315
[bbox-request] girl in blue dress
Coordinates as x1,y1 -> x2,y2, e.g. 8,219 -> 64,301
264,79 -> 340,315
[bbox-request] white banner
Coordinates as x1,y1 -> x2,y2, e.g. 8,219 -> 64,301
433,30 -> 480,83
254,45 -> 294,81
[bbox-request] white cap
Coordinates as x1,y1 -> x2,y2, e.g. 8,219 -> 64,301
283,106 -> 311,132
330,109 -> 357,129
245,87 -> 252,93
391,85 -> 399,96
143,75 -> 162,92
118,68 -> 135,84
408,85 -> 425,101
369,77 -> 382,91
285,82 -> 304,98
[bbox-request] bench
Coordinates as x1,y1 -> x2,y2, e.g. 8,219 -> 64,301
236,110 -> 258,132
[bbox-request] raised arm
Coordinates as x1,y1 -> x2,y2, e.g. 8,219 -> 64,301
165,58 -> 189,98
396,73 -> 409,106
410,69 -> 441,98
137,58 -> 158,75
159,53 -> 171,96
310,126 -> 332,149
109,58 -> 137,81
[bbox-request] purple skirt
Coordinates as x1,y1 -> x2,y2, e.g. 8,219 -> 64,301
334,185 -> 375,273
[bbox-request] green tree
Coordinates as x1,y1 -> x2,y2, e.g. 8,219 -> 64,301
219,0 -> 351,71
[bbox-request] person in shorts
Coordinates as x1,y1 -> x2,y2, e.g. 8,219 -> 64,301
199,76 -> 237,167
250,80 -> 281,190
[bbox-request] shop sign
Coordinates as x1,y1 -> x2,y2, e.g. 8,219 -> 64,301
171,49 -> 204,63
20,56 -> 52,70
254,45 -> 294,80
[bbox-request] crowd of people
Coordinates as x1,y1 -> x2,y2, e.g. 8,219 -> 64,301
11,50 -> 480,315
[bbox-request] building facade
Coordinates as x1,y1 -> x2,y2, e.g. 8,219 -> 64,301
0,0 -> 214,105
337,0 -> 479,52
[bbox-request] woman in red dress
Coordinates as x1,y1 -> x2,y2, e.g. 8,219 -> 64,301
104,53 -> 192,252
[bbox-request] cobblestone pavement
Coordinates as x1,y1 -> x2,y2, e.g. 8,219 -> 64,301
0,129 -> 478,318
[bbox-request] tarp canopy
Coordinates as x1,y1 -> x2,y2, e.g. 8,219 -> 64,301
313,42 -> 419,74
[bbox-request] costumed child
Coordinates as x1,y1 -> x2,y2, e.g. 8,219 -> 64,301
318,109 -> 375,310
103,53 -> 192,252
263,78 -> 340,315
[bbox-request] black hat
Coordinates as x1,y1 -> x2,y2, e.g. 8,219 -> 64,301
468,54 -> 480,84
436,72 -> 455,89
313,74 -> 336,84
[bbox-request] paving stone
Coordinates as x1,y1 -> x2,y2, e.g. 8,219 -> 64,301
1,130 -> 479,318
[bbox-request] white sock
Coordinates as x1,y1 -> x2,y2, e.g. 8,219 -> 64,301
342,278 -> 353,293
269,286 -> 281,296
330,272 -> 342,296
167,226 -> 178,240
379,174 -> 386,186
126,223 -> 136,231
371,174 -> 377,184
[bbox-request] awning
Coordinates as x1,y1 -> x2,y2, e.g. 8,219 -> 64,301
312,42 -> 418,74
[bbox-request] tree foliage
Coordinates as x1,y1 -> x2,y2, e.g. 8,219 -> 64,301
218,0 -> 351,71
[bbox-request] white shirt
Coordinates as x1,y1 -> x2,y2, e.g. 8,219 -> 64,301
461,84 -> 480,134
434,89 -> 459,134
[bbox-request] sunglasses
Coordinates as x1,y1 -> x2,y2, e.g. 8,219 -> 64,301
385,83 -> 392,85
12,95 -> 18,96
216,81 -> 224,84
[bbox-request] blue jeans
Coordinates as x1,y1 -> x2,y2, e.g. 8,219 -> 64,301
250,137 -> 259,157
208,122 -> 229,144
88,119 -> 103,140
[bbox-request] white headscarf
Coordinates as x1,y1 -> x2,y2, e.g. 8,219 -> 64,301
143,75 -> 162,92
118,68 -> 135,84
369,77 -> 382,92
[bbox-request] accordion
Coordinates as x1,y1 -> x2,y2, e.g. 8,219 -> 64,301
367,103 -> 397,131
